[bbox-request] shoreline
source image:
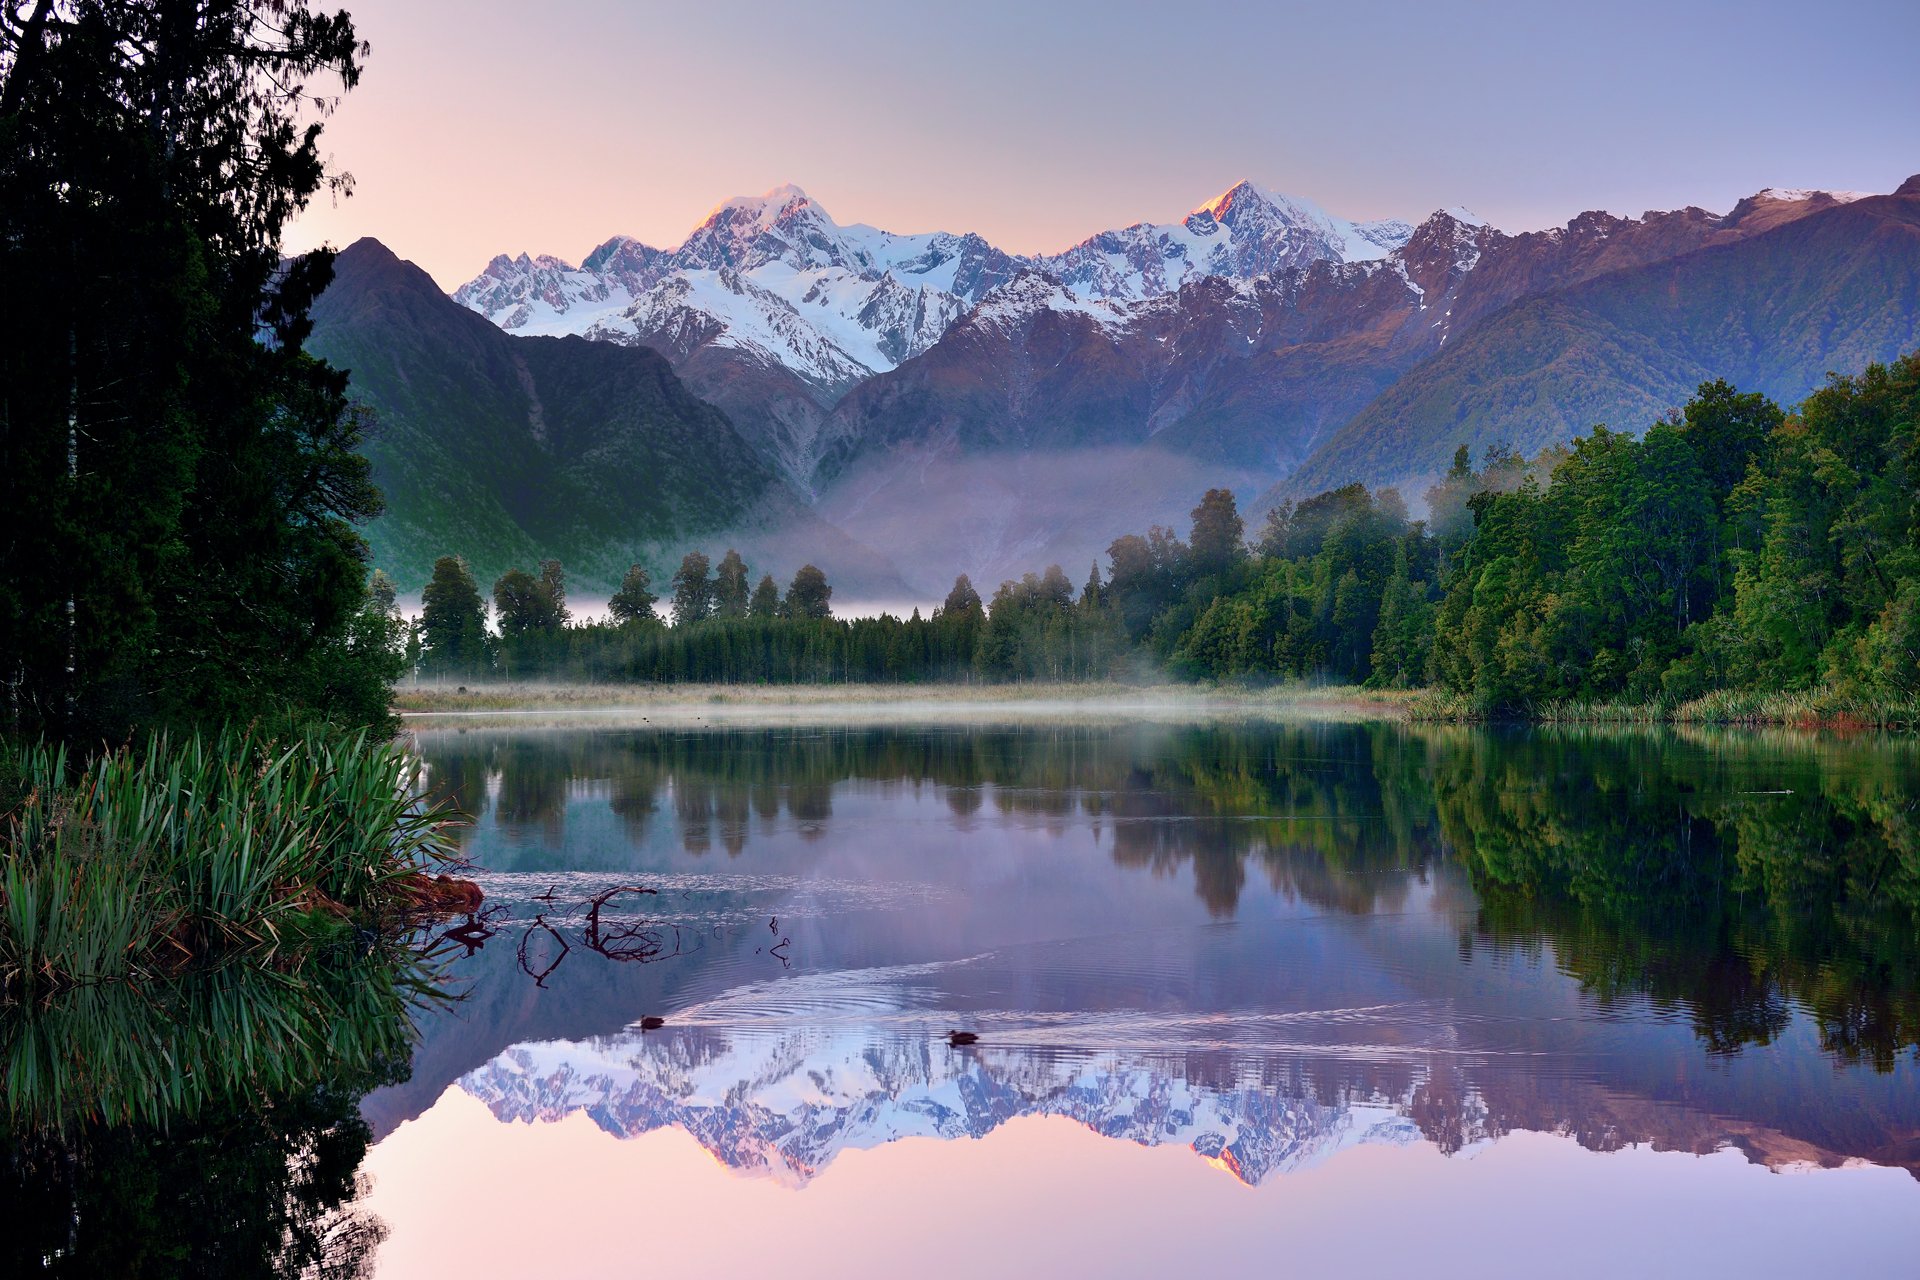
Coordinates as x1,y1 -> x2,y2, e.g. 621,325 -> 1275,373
392,680 -> 1916,733
393,681 -> 1417,724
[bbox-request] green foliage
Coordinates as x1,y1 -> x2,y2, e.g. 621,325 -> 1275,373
714,550 -> 751,619
671,551 -> 713,627
609,564 -> 660,625
783,563 -> 834,620
749,573 -> 781,619
0,948 -> 428,1272
0,0 -> 393,741
419,555 -> 488,678
0,727 -> 461,994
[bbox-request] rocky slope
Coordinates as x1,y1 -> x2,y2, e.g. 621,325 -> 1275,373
351,178 -> 1915,597
308,238 -> 907,594
1278,182 -> 1920,500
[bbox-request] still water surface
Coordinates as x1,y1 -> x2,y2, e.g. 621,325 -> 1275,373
360,717 -> 1920,1277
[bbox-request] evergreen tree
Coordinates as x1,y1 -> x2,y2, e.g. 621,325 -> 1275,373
749,573 -> 781,619
1081,563 -> 1104,608
713,549 -> 750,619
784,565 -> 833,620
942,575 -> 983,616
492,569 -> 551,638
671,551 -> 713,627
537,559 -> 571,628
0,0 -> 378,738
420,557 -> 486,677
1038,564 -> 1075,608
609,564 -> 659,625
1188,488 -> 1245,576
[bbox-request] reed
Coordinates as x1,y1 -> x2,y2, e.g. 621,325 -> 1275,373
0,727 -> 462,995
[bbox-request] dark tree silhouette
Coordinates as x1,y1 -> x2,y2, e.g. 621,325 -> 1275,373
609,564 -> 659,625
671,552 -> 713,627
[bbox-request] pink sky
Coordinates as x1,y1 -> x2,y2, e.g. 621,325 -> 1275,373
284,0 -> 1920,290
363,1087 -> 1920,1278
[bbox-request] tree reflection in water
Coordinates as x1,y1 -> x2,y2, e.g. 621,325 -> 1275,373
0,949 -> 436,1277
416,720 -> 1920,1072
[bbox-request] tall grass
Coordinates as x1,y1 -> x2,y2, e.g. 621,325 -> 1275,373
0,727 -> 462,995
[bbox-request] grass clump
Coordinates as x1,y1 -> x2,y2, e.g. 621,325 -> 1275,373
0,726 -> 461,995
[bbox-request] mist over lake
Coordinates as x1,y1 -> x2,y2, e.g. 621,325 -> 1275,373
343,715 -> 1920,1275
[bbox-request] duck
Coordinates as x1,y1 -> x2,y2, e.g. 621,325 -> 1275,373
639,1015 -> 666,1031
945,1029 -> 979,1046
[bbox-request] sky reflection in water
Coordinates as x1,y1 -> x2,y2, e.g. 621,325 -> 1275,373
365,718 -> 1920,1276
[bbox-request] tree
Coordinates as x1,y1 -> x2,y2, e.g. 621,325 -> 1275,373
749,573 -> 781,618
1081,563 -> 1104,608
1677,379 -> 1781,499
942,574 -> 983,617
538,559 -> 570,628
784,565 -> 833,619
713,550 -> 750,618
1189,488 -> 1245,576
420,557 -> 486,676
493,569 -> 553,638
671,551 -> 713,626
609,564 -> 658,624
1038,564 -> 1075,609
0,0 -> 378,738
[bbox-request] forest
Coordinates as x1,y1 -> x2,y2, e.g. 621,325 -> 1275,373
412,351 -> 1920,718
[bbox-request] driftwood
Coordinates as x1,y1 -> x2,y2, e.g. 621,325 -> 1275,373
582,885 -> 695,963
516,914 -> 570,986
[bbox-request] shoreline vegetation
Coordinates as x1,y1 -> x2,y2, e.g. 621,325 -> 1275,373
0,727 -> 468,998
401,357 -> 1920,731
1407,686 -> 1920,729
392,680 -> 1417,720
391,679 -> 1913,732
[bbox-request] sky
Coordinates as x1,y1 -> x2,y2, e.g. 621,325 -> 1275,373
284,0 -> 1920,291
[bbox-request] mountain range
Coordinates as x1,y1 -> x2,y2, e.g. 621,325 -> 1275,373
311,174 -> 1920,597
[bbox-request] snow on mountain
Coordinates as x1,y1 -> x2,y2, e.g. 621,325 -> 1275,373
451,181 -> 1424,392
1755,187 -> 1870,204
459,1025 -> 1433,1189
1028,181 -> 1418,304
966,269 -> 1136,334
453,185 -> 1019,394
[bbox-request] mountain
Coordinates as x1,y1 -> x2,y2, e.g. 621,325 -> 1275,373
1278,182 -> 1920,500
452,181 -> 1427,491
392,177 -> 1914,599
307,238 -> 906,594
461,1027 -> 1426,1189
1031,180 -> 1418,302
453,186 -> 1022,490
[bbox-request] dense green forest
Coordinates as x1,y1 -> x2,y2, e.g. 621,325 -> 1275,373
0,1 -> 400,742
413,352 -> 1919,716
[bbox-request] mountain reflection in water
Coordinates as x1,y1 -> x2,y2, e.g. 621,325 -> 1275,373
370,718 -> 1920,1204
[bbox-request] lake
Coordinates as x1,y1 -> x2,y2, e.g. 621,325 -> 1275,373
8,714 -> 1919,1276
361,716 -> 1920,1277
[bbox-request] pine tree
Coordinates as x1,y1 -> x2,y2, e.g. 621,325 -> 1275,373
1081,563 -> 1104,609
784,565 -> 833,620
609,564 -> 659,625
420,557 -> 486,677
749,573 -> 781,619
671,552 -> 713,627
1,1 -> 378,737
1188,488 -> 1245,576
942,575 -> 983,616
713,550 -> 750,619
